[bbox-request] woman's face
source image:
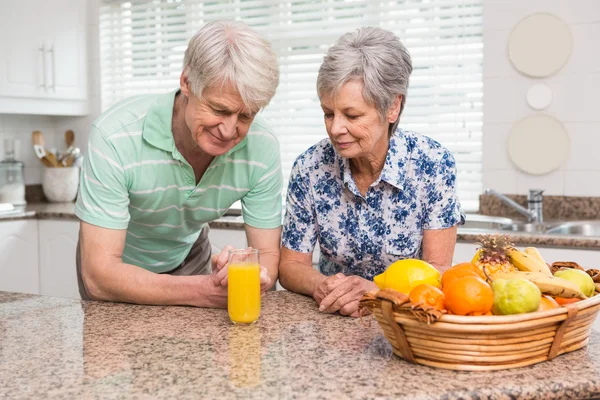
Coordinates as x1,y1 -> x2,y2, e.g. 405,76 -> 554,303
320,80 -> 399,160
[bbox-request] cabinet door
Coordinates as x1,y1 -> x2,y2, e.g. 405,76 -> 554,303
38,220 -> 80,299
0,220 -> 39,294
0,0 -> 88,114
0,0 -> 48,97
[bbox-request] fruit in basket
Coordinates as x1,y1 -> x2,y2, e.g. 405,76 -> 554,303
537,295 -> 560,311
524,247 -> 547,264
554,296 -> 581,305
409,284 -> 446,311
373,259 -> 441,294
494,271 -> 587,299
507,248 -> 552,276
472,234 -> 518,279
441,262 -> 485,288
554,268 -> 596,297
491,278 -> 541,315
443,276 -> 494,316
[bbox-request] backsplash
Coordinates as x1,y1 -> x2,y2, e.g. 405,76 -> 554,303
479,193 -> 600,221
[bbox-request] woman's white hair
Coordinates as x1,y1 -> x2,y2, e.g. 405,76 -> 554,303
317,26 -> 412,136
183,20 -> 279,112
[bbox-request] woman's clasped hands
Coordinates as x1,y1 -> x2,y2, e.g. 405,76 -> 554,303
313,273 -> 378,318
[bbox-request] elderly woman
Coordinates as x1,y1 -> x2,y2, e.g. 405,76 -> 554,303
278,27 -> 463,317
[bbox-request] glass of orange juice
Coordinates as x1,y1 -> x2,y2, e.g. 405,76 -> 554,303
228,248 -> 261,325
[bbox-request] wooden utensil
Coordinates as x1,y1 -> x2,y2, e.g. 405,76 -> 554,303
33,144 -> 55,168
32,130 -> 45,148
65,130 -> 75,148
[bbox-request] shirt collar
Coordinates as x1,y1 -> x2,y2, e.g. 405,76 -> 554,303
337,129 -> 410,191
142,89 -> 179,152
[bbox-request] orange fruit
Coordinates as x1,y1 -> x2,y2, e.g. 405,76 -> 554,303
443,276 -> 494,316
537,295 -> 560,311
554,297 -> 581,306
441,262 -> 485,289
409,284 -> 446,311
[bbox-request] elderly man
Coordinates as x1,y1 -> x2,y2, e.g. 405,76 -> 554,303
76,20 -> 282,307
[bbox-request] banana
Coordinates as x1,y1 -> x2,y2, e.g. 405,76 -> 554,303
494,271 -> 587,299
595,282 -> 600,293
507,248 -> 552,276
524,247 -> 546,265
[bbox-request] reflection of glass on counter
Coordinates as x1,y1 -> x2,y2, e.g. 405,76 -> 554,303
228,325 -> 262,388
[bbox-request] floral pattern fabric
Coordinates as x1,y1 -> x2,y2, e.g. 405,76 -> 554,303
281,129 -> 463,281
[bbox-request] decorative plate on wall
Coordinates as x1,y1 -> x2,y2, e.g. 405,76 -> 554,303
507,115 -> 570,175
508,13 -> 572,78
526,83 -> 553,110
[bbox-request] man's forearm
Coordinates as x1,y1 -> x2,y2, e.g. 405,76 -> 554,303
84,261 -> 223,307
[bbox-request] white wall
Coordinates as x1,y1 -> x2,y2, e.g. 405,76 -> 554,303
482,0 -> 600,196
0,0 -> 101,185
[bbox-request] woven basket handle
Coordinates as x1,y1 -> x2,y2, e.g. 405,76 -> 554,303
548,305 -> 579,360
381,300 -> 415,363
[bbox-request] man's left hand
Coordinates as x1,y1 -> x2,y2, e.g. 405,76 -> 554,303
212,246 -> 272,294
318,275 -> 378,318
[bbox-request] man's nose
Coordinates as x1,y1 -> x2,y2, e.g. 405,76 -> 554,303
218,115 -> 237,138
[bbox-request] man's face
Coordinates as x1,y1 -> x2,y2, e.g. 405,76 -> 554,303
182,81 -> 256,156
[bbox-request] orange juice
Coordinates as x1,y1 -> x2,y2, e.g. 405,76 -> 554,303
228,262 -> 261,324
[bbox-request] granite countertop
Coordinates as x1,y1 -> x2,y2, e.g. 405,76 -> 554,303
1,290 -> 599,399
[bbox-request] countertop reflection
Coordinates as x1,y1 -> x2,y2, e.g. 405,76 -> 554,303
1,291 -> 600,399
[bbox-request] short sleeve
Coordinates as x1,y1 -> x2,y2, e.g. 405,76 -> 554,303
241,147 -> 284,229
422,151 -> 463,229
281,158 -> 318,253
75,125 -> 130,229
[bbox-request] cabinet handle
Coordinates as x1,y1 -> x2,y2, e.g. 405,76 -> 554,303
38,45 -> 47,91
48,45 -> 56,91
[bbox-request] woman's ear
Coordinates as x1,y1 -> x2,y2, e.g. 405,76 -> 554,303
387,95 -> 402,123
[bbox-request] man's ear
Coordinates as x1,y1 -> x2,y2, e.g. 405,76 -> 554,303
180,70 -> 190,96
387,95 -> 402,123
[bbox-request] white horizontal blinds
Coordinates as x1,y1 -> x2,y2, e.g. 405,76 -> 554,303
99,0 -> 483,212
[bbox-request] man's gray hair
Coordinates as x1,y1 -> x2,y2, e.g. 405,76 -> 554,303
183,20 -> 279,112
317,26 -> 412,136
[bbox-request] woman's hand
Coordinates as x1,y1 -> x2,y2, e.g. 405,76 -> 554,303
316,275 -> 378,317
312,273 -> 346,304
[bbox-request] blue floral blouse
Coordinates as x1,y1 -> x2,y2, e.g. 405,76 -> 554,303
281,129 -> 463,280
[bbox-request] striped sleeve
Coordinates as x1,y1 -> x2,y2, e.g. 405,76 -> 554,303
241,142 -> 283,229
75,125 -> 131,229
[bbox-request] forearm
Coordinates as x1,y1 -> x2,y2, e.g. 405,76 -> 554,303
84,261 -> 221,307
257,247 -> 279,290
279,260 -> 326,297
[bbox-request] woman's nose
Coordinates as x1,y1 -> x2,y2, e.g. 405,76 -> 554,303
329,115 -> 346,136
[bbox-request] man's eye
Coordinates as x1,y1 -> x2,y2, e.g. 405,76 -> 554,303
213,108 -> 227,115
323,113 -> 333,119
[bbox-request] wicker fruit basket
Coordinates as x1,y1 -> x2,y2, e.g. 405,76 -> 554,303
360,289 -> 600,371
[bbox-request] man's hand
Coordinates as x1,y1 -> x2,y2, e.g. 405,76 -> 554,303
317,275 -> 378,318
211,246 -> 272,295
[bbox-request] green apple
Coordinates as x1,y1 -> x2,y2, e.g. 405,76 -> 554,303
554,269 -> 595,297
492,278 -> 541,315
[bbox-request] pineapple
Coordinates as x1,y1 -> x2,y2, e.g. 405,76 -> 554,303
472,234 -> 518,280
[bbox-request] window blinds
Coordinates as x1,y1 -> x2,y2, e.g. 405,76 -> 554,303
100,0 -> 483,211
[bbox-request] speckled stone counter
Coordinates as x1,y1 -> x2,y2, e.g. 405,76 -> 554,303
1,291 -> 600,399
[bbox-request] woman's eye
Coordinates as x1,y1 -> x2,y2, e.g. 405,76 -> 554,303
347,114 -> 359,120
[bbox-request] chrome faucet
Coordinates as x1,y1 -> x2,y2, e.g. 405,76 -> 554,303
484,188 -> 544,223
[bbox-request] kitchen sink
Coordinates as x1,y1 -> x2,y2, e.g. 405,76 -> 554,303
545,221 -> 600,237
462,215 -> 600,238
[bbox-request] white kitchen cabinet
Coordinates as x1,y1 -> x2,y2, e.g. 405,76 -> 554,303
0,0 -> 88,115
0,220 -> 39,294
38,220 -> 80,299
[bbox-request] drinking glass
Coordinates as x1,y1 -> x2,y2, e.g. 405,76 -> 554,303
228,248 -> 260,325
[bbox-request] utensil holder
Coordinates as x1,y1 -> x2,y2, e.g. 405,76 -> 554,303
42,167 -> 80,202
